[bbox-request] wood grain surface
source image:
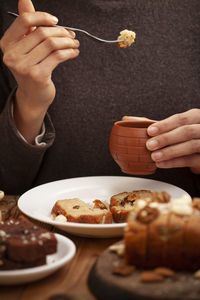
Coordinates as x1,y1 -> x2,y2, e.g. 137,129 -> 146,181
0,195 -> 119,300
88,240 -> 200,300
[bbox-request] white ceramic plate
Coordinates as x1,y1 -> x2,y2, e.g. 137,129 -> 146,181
18,176 -> 191,238
0,234 -> 76,285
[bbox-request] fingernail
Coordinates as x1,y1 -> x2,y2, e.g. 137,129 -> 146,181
74,39 -> 80,47
70,31 -> 76,38
152,151 -> 163,161
146,139 -> 158,150
74,49 -> 80,55
148,126 -> 159,135
156,161 -> 165,167
52,16 -> 59,23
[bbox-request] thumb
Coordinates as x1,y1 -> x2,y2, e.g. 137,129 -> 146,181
18,0 -> 35,34
18,0 -> 35,15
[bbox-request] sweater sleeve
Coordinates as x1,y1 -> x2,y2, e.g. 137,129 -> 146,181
0,88 -> 55,195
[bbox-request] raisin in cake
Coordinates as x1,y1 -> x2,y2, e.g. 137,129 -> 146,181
51,198 -> 112,224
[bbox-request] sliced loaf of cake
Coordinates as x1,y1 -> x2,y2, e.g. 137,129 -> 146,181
124,194 -> 200,271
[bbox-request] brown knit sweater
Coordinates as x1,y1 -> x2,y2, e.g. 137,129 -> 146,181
0,0 -> 200,195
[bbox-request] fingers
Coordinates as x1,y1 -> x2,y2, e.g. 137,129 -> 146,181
154,153 -> 200,171
18,0 -> 36,35
151,139 -> 200,163
9,26 -> 75,55
24,37 -> 79,66
145,110 -> 200,171
18,0 -> 35,14
3,35 -> 79,78
147,109 -> 200,137
36,48 -> 80,77
22,48 -> 79,84
147,124 -> 200,151
1,15 -> 79,73
1,12 -> 58,50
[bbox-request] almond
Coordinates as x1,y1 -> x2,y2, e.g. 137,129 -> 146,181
154,267 -> 175,278
141,271 -> 164,282
109,243 -> 125,256
137,206 -> 159,224
152,191 -> 171,203
112,263 -> 135,276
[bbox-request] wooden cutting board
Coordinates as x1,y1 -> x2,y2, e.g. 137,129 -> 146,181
88,240 -> 200,300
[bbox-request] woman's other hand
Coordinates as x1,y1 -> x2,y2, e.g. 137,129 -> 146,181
146,109 -> 200,174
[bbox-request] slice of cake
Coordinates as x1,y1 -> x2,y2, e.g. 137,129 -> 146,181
183,199 -> 200,270
165,212 -> 187,270
146,208 -> 169,269
110,190 -> 153,223
0,215 -> 57,270
124,211 -> 148,267
51,198 -> 112,224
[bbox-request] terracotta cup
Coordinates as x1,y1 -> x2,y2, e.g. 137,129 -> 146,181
109,120 -> 157,175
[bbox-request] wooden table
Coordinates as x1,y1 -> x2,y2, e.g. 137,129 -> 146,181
0,195 -> 120,300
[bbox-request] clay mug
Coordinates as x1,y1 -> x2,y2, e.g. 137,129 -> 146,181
109,119 -> 157,175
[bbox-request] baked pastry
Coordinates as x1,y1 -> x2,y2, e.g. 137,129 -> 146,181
51,198 -> 112,224
110,190 -> 153,223
124,194 -> 200,271
0,215 -> 57,270
116,29 -> 136,49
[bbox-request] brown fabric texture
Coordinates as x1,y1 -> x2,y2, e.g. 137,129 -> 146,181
0,0 -> 200,195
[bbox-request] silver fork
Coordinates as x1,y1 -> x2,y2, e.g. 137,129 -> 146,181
8,12 -> 123,43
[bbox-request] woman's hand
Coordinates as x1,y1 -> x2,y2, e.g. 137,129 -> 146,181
0,0 -> 80,143
145,109 -> 200,174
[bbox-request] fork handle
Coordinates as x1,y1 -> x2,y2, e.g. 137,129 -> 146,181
7,11 -> 122,43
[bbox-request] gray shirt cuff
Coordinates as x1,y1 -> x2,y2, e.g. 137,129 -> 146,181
10,101 -> 47,146
4,87 -> 55,149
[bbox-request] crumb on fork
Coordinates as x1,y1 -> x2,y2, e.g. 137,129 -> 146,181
116,29 -> 136,49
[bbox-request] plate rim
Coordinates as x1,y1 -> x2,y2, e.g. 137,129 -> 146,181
18,175 -> 191,230
0,233 -> 76,280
